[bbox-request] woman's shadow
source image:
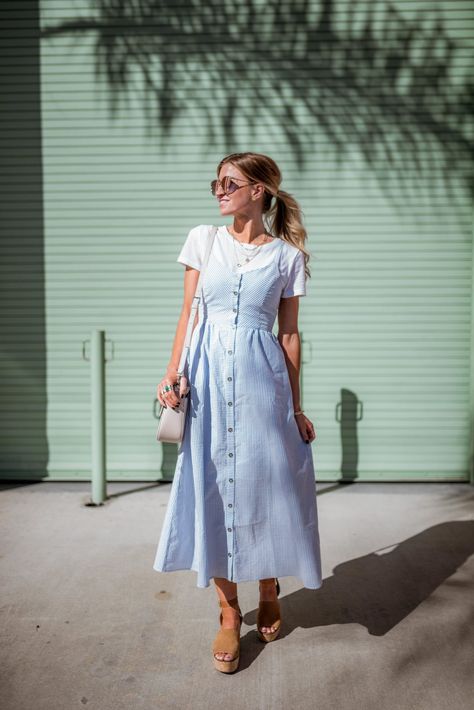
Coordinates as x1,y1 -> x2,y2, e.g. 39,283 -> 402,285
241,520 -> 474,665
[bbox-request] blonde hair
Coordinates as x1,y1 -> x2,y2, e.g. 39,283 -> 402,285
216,152 -> 311,280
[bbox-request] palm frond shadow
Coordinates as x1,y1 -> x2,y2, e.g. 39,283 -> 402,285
41,0 -> 474,207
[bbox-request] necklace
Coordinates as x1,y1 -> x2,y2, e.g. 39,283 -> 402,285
228,228 -> 274,269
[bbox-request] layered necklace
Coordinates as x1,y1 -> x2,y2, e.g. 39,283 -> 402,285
228,227 -> 275,269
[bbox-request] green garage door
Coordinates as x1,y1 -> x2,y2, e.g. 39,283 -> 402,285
0,0 -> 472,481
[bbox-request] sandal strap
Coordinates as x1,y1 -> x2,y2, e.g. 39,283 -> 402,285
218,595 -> 241,611
218,608 -> 243,626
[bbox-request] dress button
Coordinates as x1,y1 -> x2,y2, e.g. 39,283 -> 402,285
228,427 -> 233,432
229,478 -> 233,483
228,350 -> 232,354
227,527 -> 232,532
228,503 -> 232,507
233,308 -> 237,312
227,376 -> 232,381
228,552 -> 232,557
233,291 -> 238,295
228,452 -> 233,457
228,401 -> 232,406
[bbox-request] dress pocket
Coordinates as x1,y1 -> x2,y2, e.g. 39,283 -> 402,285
264,338 -> 292,405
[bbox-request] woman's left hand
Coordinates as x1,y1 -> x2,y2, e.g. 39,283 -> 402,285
295,412 -> 316,444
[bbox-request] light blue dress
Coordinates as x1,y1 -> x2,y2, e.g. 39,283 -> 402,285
153,228 -> 322,589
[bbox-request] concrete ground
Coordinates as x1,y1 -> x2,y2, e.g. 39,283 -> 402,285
0,480 -> 473,710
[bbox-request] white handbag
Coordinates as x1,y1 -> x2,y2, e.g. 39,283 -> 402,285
156,225 -> 218,444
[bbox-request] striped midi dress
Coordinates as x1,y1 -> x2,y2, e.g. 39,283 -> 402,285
153,224 -> 323,589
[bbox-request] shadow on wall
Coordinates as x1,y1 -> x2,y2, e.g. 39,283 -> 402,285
0,2 -> 48,479
40,0 -> 474,208
338,388 -> 362,482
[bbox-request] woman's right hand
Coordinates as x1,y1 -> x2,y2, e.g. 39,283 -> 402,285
157,367 -> 189,409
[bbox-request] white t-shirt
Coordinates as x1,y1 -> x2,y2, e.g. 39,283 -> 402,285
177,224 -> 307,298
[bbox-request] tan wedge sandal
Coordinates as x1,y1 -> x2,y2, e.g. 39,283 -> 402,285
257,577 -> 281,643
212,596 -> 243,674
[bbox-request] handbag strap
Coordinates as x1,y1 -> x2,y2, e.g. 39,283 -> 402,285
176,224 -> 218,378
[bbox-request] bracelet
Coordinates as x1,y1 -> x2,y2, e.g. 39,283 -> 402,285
294,409 -> 304,416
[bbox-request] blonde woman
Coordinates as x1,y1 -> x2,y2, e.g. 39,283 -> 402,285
154,152 -> 322,673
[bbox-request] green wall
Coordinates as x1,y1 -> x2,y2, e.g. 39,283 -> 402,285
1,0 -> 473,481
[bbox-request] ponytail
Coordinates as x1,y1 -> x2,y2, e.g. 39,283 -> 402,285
267,189 -> 311,280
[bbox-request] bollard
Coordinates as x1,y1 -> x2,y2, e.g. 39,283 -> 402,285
82,330 -> 109,504
91,330 -> 106,503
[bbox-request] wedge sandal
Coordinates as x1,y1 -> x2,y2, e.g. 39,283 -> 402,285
257,577 -> 281,642
212,596 -> 243,673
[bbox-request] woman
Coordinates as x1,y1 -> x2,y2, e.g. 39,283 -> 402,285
153,152 -> 322,673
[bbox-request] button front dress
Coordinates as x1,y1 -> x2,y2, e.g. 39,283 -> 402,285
153,224 -> 323,589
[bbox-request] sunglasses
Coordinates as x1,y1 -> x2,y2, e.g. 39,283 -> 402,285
210,176 -> 256,196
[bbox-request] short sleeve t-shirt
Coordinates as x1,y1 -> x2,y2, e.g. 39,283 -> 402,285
177,224 -> 307,298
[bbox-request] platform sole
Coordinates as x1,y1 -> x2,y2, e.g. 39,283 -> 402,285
213,655 -> 240,673
256,625 -> 281,643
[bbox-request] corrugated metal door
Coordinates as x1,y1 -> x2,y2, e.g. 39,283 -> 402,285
0,0 -> 472,481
